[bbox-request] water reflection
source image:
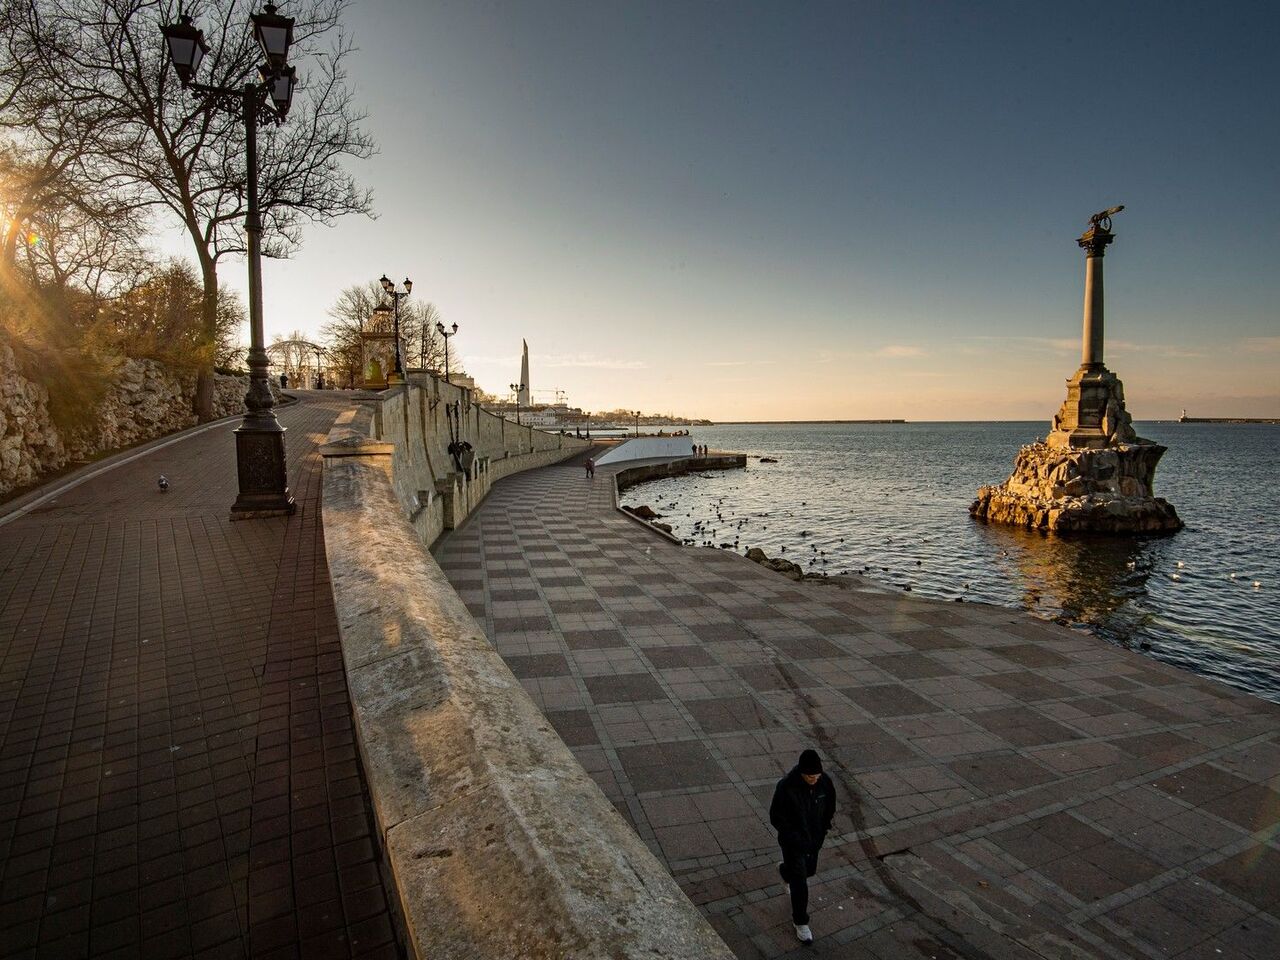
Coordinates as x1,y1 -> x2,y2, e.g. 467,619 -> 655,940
974,522 -> 1153,646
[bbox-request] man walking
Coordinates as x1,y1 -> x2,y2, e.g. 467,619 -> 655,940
769,749 -> 835,944
585,457 -> 595,479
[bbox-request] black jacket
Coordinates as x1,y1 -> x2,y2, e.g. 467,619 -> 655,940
769,766 -> 836,852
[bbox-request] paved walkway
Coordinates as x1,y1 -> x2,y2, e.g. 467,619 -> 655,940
434,453 -> 1280,960
0,394 -> 399,960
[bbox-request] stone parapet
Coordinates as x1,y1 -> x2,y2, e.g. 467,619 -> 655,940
369,376 -> 590,545
320,402 -> 734,960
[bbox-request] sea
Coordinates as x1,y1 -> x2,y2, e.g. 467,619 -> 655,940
619,422 -> 1280,704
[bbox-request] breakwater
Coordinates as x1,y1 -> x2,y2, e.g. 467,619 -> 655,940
614,452 -> 746,493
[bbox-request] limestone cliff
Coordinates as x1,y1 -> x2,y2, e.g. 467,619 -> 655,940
1,337 -> 268,498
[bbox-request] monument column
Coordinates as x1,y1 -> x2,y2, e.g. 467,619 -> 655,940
970,204 -> 1181,534
1077,211 -> 1117,370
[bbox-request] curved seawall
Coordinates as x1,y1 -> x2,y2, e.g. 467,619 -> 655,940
320,377 -> 733,959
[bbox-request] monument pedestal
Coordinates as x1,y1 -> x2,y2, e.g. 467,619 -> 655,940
1047,365 -> 1138,449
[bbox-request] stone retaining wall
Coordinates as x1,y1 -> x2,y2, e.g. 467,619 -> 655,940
320,381 -> 733,959
370,374 -> 590,546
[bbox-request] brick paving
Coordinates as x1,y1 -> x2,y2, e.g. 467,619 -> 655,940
0,394 -> 400,960
434,452 -> 1280,960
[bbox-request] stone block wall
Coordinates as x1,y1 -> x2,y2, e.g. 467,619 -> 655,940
370,373 -> 590,546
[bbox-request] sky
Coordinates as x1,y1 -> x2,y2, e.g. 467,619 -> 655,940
189,1 -> 1279,421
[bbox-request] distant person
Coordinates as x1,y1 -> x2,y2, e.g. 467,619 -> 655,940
691,443 -> 697,458
585,457 -> 595,479
770,749 -> 835,945
279,372 -> 288,389
317,373 -> 325,390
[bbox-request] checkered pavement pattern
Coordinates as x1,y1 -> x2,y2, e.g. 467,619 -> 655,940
434,452 -> 1280,960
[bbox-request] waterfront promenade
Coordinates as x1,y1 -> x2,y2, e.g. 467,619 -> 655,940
434,453 -> 1280,959
0,394 -> 398,959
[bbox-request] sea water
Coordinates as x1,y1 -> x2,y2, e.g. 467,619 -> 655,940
620,422 -> 1280,703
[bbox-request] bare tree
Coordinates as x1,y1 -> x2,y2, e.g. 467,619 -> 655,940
0,2 -> 146,295
8,0 -> 375,419
320,280 -> 452,387
410,299 -> 442,371
0,147 -> 149,303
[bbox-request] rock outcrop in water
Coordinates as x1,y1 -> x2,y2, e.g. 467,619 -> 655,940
971,440 -> 1182,534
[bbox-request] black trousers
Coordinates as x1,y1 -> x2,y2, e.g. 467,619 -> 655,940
779,846 -> 819,924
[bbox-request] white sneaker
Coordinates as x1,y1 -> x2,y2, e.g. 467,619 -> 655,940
794,923 -> 813,943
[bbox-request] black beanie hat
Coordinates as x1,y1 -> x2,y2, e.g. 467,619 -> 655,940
798,749 -> 823,774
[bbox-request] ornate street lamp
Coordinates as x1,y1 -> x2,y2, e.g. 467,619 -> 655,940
436,320 -> 459,383
160,4 -> 299,520
378,275 -> 412,384
509,382 -> 525,425
634,410 -> 641,438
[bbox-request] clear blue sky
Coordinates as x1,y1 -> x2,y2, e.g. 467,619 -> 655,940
215,1 -> 1278,420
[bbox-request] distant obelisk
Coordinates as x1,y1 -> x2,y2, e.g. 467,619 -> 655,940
970,206 -> 1182,534
519,340 -> 531,408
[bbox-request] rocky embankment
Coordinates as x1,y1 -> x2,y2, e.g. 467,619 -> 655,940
971,441 -> 1182,534
1,339 -> 269,498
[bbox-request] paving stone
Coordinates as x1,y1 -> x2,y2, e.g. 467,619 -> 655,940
0,395 -> 398,958
431,448 -> 1280,959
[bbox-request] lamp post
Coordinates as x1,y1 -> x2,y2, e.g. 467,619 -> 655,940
378,275 -> 411,384
437,320 -> 459,382
634,410 -> 641,438
312,344 -> 325,389
160,5 -> 298,520
509,382 -> 524,425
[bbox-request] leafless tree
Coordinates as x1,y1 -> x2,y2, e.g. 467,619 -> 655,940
6,0 -> 375,419
0,2 -> 146,297
320,280 -> 450,386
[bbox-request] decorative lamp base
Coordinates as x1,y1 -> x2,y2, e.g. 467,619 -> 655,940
230,423 -> 296,520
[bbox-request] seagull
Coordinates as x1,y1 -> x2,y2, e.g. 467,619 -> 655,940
158,475 -> 169,492
1176,561 -> 1185,568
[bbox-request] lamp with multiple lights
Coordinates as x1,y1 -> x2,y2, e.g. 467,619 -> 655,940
437,320 -> 459,383
378,275 -> 412,384
160,4 -> 300,519
509,382 -> 525,425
